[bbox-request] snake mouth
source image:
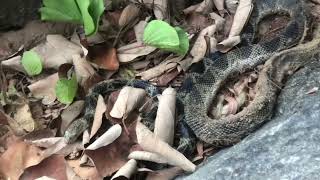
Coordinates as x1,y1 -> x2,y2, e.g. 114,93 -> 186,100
209,65 -> 264,119
254,12 -> 291,43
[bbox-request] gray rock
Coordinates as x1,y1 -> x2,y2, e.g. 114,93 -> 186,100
0,0 -> 41,31
179,59 -> 320,180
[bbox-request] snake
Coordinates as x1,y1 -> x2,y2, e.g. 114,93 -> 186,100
64,0 -> 320,148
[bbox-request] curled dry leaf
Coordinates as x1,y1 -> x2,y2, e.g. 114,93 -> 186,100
154,87 -> 176,145
137,56 -> 184,80
128,151 -> 167,164
137,0 -> 168,20
85,121 -> 136,177
110,87 -> 146,119
135,122 -> 196,172
119,4 -> 140,27
72,54 -> 96,86
32,35 -> 82,69
228,0 -> 253,37
14,103 -> 37,132
60,100 -> 85,135
111,159 -> 137,180
90,95 -> 107,139
117,42 -> 156,63
217,35 -> 241,53
86,124 -> 122,150
191,25 -> 216,63
28,73 -> 59,105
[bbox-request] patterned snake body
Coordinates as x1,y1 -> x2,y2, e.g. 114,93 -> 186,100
65,0 -> 320,148
180,0 -> 310,146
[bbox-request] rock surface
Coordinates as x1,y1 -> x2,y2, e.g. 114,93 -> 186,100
0,0 -> 41,31
178,59 -> 320,180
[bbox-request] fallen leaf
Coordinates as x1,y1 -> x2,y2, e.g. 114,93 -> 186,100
137,0 -> 168,20
14,103 -> 37,132
19,155 -> 69,180
117,42 -> 156,63
134,19 -> 149,42
88,44 -> 120,71
213,0 -> 226,16
110,87 -> 146,119
32,35 -> 83,69
87,124 -> 122,150
67,159 -> 102,180
225,0 -> 239,14
111,159 -> 137,180
1,56 -> 25,72
90,95 -> 107,138
60,100 -> 85,135
137,56 -> 184,80
0,110 -> 25,136
217,35 -> 241,53
30,137 -> 63,148
228,0 -> 252,37
85,122 -> 136,177
28,73 -> 59,105
195,0 -> 214,13
119,4 -> 140,27
146,167 -> 183,180
154,87 -> 176,145
0,139 -> 45,180
154,69 -> 181,86
72,54 -> 96,86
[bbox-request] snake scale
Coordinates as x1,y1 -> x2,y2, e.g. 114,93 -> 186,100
65,0 -> 320,148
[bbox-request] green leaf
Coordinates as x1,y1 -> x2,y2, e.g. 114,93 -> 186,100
143,20 -> 180,49
55,73 -> 78,104
40,0 -> 83,24
88,0 -> 105,36
171,27 -> 189,55
40,0 -> 105,36
21,51 -> 43,76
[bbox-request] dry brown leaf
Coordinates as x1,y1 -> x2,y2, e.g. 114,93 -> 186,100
1,56 -> 25,72
222,95 -> 238,116
213,0 -> 226,16
28,73 -> 59,105
110,87 -> 146,119
0,110 -> 25,136
0,139 -> 45,180
137,0 -> 168,20
32,35 -> 82,69
154,87 -> 176,145
117,42 -> 156,63
89,45 -> 120,71
146,167 -> 183,180
134,19 -> 149,42
60,100 -> 85,135
196,142 -> 204,158
86,124 -> 122,150
306,87 -> 319,94
30,137 -> 63,148
111,159 -> 137,180
20,155 -> 70,180
191,25 -> 216,63
137,56 -> 184,80
119,4 -> 140,27
154,69 -> 181,86
67,159 -> 103,180
217,35 -> 241,53
73,54 -> 96,86
85,122 -> 136,177
228,0 -> 253,37
90,95 -> 107,138
14,103 -> 37,132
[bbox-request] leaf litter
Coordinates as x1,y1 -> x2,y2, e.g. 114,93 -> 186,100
0,0 -> 272,179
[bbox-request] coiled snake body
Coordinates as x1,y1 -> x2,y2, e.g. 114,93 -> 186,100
65,0 -> 320,147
